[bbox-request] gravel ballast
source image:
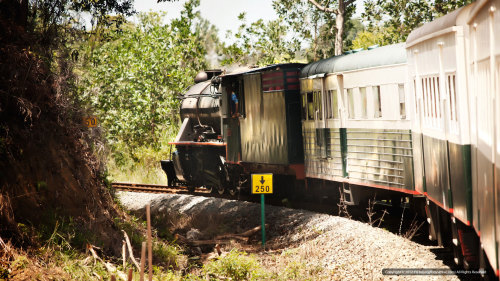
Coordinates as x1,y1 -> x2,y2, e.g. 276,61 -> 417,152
117,191 -> 466,280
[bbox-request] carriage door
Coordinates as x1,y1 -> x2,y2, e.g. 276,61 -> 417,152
313,76 -> 327,159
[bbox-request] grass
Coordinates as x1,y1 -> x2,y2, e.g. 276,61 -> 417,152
106,137 -> 175,185
107,157 -> 168,185
5,211 -> 334,281
203,250 -> 268,281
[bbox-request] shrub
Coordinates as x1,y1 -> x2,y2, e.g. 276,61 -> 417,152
203,250 -> 267,281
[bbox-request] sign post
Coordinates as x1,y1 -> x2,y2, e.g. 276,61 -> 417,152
261,194 -> 265,246
251,173 -> 273,248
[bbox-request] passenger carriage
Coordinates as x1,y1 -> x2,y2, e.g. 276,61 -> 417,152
406,0 -> 500,273
466,0 -> 500,274
300,43 -> 414,205
406,3 -> 477,267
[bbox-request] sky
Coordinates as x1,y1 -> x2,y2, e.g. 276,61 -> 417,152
133,0 -> 278,41
133,0 -> 365,42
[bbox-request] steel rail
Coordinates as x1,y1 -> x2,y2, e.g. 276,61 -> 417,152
112,182 -> 208,194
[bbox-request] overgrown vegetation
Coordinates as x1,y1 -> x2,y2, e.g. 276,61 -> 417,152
220,13 -> 301,66
75,1 -> 209,183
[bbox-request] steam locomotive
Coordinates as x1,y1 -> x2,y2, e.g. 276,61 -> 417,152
162,0 -> 500,277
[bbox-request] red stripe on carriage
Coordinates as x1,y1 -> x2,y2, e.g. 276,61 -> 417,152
345,179 -> 421,195
262,72 -> 283,79
262,81 -> 283,85
454,215 -> 471,226
425,195 -> 448,212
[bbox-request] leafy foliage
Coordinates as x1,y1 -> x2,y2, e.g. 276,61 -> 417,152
203,250 -> 267,281
77,1 -> 207,158
273,0 -> 357,59
351,30 -> 388,49
220,13 -> 301,66
362,0 -> 475,43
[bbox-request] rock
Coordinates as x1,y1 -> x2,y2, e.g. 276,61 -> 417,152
186,228 -> 202,240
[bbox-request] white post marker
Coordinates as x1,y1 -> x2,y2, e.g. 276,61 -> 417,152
251,173 -> 273,247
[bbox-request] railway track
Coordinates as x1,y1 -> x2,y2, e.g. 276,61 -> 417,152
112,181 -> 430,245
112,182 -> 208,194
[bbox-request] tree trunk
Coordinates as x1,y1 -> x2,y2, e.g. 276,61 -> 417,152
335,0 -> 347,56
335,10 -> 344,56
308,0 -> 353,56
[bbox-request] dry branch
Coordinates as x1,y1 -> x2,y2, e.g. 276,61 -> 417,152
175,224 -> 267,246
122,230 -> 140,270
87,244 -> 127,281
122,240 -> 126,269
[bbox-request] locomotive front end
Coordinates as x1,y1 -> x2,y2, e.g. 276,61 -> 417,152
161,70 -> 228,193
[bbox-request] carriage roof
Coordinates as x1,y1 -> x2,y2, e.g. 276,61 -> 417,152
223,63 -> 305,77
406,3 -> 477,47
300,43 -> 407,78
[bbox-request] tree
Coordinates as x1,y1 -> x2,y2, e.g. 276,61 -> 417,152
77,1 -> 207,156
273,0 -> 356,60
0,0 -> 135,46
351,30 -> 387,49
306,0 -> 355,55
362,0 -> 475,43
220,13 -> 301,66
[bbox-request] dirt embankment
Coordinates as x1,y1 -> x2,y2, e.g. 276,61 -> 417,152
119,191 -> 466,281
0,7 -> 123,263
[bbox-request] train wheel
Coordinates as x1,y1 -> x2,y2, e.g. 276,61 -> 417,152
216,185 -> 225,195
450,216 -> 463,267
228,186 -> 238,196
205,186 -> 213,193
187,185 -> 195,193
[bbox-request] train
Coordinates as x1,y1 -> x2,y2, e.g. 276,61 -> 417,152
161,0 -> 500,277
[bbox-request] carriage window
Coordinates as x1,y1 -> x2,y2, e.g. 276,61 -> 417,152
301,93 -> 307,120
421,75 -> 442,126
360,87 -> 367,119
347,88 -> 354,119
307,92 -> 314,120
325,90 -> 332,119
434,77 -> 441,118
430,78 -> 436,118
332,90 -> 339,119
413,79 -> 418,115
313,91 -> 322,120
422,79 -> 428,118
373,86 -> 382,118
448,75 -> 457,121
425,77 -> 432,119
398,84 -> 406,119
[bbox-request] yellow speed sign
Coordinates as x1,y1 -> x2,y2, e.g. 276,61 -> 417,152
251,173 -> 273,194
83,116 -> 98,128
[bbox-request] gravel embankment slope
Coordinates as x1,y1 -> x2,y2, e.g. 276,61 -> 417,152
118,191 -> 464,281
